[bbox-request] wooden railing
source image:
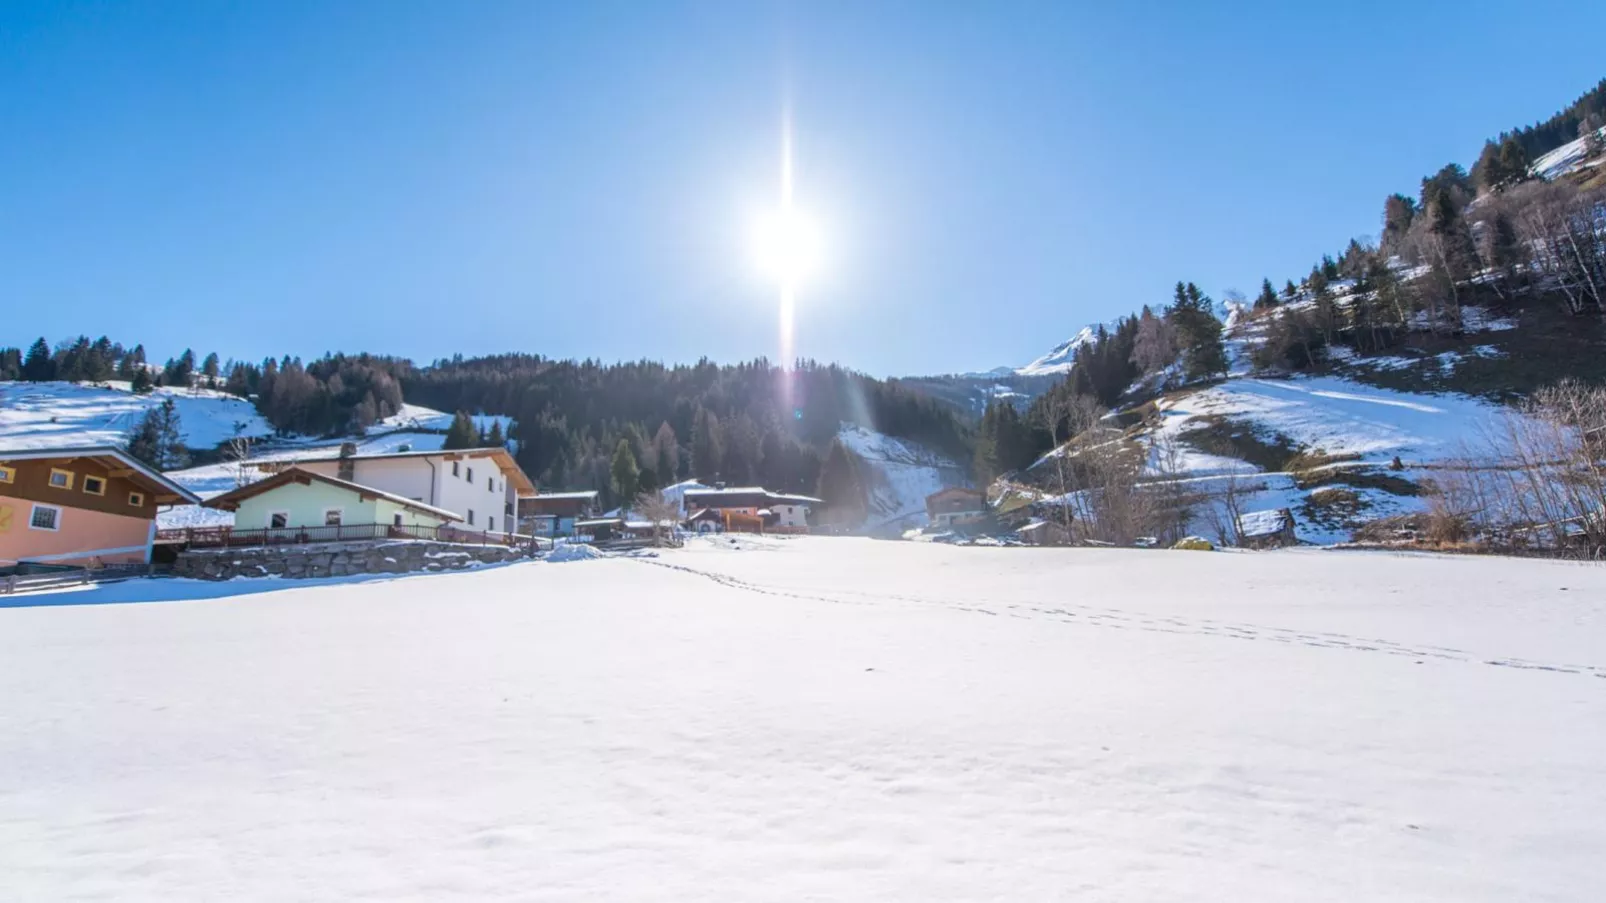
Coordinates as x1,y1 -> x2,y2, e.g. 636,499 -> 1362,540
156,523 -> 536,550
2,563 -> 163,595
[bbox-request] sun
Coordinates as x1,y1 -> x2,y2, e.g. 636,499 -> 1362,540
752,208 -> 821,290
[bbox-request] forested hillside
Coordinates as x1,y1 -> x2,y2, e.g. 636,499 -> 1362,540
967,76 -> 1606,485
0,334 -> 971,507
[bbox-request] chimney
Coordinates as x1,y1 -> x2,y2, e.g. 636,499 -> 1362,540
337,442 -> 358,481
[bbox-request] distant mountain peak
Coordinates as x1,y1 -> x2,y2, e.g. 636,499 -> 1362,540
1016,324 -> 1101,376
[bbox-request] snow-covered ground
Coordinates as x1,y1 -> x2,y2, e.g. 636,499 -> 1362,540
0,381 -> 273,451
375,404 -> 512,435
1,537 -> 1602,901
1155,375 -> 1504,466
837,424 -> 968,528
1531,125 -> 1605,181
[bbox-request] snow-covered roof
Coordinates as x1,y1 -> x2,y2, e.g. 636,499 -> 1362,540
532,490 -> 599,500
1237,508 -> 1292,538
263,446 -> 537,495
683,487 -> 823,505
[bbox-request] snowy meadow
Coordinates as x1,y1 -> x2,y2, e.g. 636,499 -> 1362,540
2,537 -> 1602,901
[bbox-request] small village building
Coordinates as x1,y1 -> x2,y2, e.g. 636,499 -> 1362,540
925,487 -> 988,528
203,467 -> 462,539
0,446 -> 202,567
258,446 -> 534,536
573,516 -> 624,541
519,490 -> 601,538
682,487 -> 820,532
1237,508 -> 1298,549
1016,518 -> 1071,546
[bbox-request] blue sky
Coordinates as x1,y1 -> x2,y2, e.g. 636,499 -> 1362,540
2,1 -> 1602,376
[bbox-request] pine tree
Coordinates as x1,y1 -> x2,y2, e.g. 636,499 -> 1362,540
1255,278 -> 1279,310
610,438 -> 639,504
201,352 -> 221,384
486,420 -> 505,447
124,398 -> 189,470
22,338 -> 54,381
816,438 -> 865,527
443,411 -> 478,449
1168,281 -> 1227,381
653,422 -> 679,484
690,406 -> 722,480
131,367 -> 155,394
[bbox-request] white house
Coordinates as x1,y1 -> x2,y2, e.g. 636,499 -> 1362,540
259,447 -> 535,536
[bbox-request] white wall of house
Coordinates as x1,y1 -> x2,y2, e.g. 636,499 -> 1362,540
772,504 -> 809,528
434,457 -> 509,534
297,459 -> 436,506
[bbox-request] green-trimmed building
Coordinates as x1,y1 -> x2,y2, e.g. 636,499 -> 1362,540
203,467 -> 461,535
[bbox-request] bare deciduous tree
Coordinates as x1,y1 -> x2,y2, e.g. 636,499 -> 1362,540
631,490 -> 683,548
225,429 -> 256,489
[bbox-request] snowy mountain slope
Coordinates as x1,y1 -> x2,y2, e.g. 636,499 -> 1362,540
1531,125 -> 1605,181
837,424 -> 969,527
3,539 -> 1602,900
0,381 -> 273,451
1018,304 -> 1535,544
1152,375 -> 1503,466
376,404 -> 512,434
1015,324 -> 1099,376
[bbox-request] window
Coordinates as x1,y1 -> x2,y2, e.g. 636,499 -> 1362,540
487,476 -> 494,491
467,466 -> 474,483
393,512 -> 404,527
323,509 -> 343,526
269,512 -> 289,529
82,475 -> 106,496
489,515 -> 495,532
48,468 -> 74,490
29,504 -> 60,531
467,508 -> 475,525
452,461 -> 460,477
0,465 -> 14,484
129,491 -> 145,507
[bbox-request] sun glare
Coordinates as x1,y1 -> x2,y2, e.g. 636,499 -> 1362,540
753,208 -> 821,289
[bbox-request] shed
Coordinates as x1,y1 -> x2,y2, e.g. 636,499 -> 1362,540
1237,508 -> 1298,549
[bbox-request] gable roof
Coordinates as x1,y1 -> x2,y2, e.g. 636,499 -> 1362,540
202,467 -> 463,522
0,446 -> 202,505
258,446 -> 537,496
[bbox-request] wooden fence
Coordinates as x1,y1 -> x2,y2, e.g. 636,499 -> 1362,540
1,563 -> 161,595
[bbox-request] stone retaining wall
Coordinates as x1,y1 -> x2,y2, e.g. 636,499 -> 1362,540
173,540 -> 525,581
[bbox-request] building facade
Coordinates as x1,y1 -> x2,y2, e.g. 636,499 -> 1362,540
0,446 -> 201,567
925,487 -> 988,528
205,468 -> 461,536
261,447 -> 534,536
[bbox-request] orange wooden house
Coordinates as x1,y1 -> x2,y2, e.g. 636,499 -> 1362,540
0,446 -> 201,567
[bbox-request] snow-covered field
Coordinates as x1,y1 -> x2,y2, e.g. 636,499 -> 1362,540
2,537 -> 1602,901
0,381 -> 273,451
